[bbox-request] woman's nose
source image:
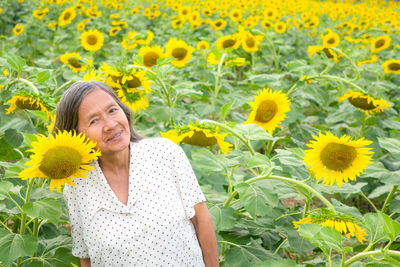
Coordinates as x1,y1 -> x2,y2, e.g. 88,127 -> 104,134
103,118 -> 117,130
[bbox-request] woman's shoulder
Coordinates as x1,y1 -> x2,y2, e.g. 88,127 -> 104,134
133,137 -> 179,151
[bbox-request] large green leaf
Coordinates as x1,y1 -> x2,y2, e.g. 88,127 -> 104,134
286,230 -> 316,255
29,247 -> 79,267
4,128 -> 24,148
0,228 -> 38,267
363,213 -> 388,243
378,137 -> 400,158
6,54 -> 26,73
235,183 -> 279,218
248,153 -> 271,172
254,259 -> 299,267
379,212 -> 400,241
0,137 -> 22,161
299,224 -> 343,252
209,205 -> 236,231
191,148 -> 226,172
23,198 -> 62,223
234,124 -> 274,141
224,241 -> 280,267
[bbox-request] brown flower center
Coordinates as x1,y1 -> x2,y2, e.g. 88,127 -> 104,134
320,143 -> 357,171
348,96 -> 377,110
63,11 -> 71,20
68,58 -> 82,68
388,62 -> 400,71
87,35 -> 98,45
182,130 -> 217,146
127,76 -> 141,88
143,52 -> 159,67
222,39 -> 236,48
172,47 -> 188,60
39,146 -> 82,179
374,39 -> 386,49
246,37 -> 255,48
16,98 -> 42,110
255,100 -> 277,123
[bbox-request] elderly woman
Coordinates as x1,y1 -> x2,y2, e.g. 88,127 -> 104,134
55,81 -> 219,267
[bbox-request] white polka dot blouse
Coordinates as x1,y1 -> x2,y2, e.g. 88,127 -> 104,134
63,138 -> 206,266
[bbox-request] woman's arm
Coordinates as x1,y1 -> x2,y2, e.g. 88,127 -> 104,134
191,202 -> 219,267
80,258 -> 91,267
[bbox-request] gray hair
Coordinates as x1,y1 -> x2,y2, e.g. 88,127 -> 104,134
53,80 -> 142,142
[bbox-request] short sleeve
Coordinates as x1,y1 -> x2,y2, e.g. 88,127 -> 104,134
171,143 -> 206,219
63,185 -> 90,258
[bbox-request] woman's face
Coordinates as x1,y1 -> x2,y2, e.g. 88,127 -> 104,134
78,89 -> 131,157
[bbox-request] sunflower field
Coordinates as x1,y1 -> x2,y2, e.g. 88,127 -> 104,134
1,0 -> 400,266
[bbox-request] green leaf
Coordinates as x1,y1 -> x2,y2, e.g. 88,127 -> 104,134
209,205 -> 236,231
235,183 -> 279,217
191,148 -> 225,172
248,153 -> 271,171
234,124 -> 273,141
6,54 -> 26,73
389,199 -> 400,214
29,247 -> 79,267
4,128 -> 24,148
254,259 -> 299,267
0,228 -> 38,267
220,100 -> 235,122
362,162 -> 400,185
378,137 -> 400,157
0,181 -> 13,200
299,224 -> 343,252
274,149 -> 304,166
23,198 -> 62,223
363,213 -> 389,243
286,230 -> 316,255
379,212 -> 400,241
36,70 -> 51,83
0,137 -> 22,161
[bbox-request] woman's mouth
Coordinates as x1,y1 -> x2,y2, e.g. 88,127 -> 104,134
106,131 -> 123,142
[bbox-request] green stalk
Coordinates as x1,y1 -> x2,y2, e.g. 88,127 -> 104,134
307,74 -> 366,93
33,218 -> 39,237
341,251 -> 346,267
359,191 -> 379,213
0,220 -> 13,234
331,47 -> 360,81
273,238 -> 287,255
381,185 -> 398,214
18,78 -> 39,95
52,80 -> 73,96
344,250 -> 400,267
211,53 -> 226,118
286,83 -> 297,97
217,240 -> 241,248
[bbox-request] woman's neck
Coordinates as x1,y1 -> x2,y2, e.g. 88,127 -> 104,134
98,146 -> 130,174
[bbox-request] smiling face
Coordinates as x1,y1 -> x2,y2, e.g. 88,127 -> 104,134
78,89 -> 131,157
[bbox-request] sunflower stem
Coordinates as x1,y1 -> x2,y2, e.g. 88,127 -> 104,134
275,212 -> 302,222
18,78 -> 39,95
0,220 -> 13,234
381,185 -> 398,214
331,47 -> 360,81
252,29 -> 279,71
344,250 -> 400,267
307,74 -> 366,93
211,53 -> 227,119
286,83 -> 297,97
264,140 -> 274,156
217,240 -> 241,248
303,200 -> 310,218
273,238 -> 287,255
359,191 -> 379,213
33,218 -> 39,237
52,80 -> 74,96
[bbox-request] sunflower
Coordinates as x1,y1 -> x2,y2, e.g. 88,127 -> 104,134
19,131 -> 101,193
261,20 -> 272,29
241,32 -> 263,53
178,6 -> 191,21
210,19 -> 226,31
357,55 -> 377,67
382,59 -> 400,74
294,209 -> 368,243
216,34 -> 241,50
165,38 -> 195,67
109,26 -> 122,37
322,31 -> 340,48
338,90 -> 390,115
48,22 -> 57,29
207,52 -> 220,65
160,122 -> 232,154
138,45 -> 164,68
83,69 -> 102,81
60,52 -> 88,73
12,24 -> 24,36
80,29 -> 104,52
274,21 -> 287,34
33,7 -> 48,20
6,93 -> 50,114
371,35 -> 391,53
229,8 -> 242,22
304,132 -> 373,187
120,69 -> 152,93
58,7 -> 76,27
244,88 -> 291,134
115,89 -> 149,113
196,40 -> 209,51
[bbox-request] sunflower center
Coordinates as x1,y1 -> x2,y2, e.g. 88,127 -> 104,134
246,37 -> 255,48
127,76 -> 141,88
39,146 -> 82,179
255,100 -> 277,123
143,52 -> 159,67
215,21 -> 222,27
348,96 -> 377,110
327,38 -> 335,44
222,39 -> 236,48
87,35 -> 98,45
388,62 -> 400,71
172,47 -> 188,60
320,143 -> 357,171
375,39 -> 385,49
16,98 -> 41,110
63,11 -> 71,20
182,130 -> 218,146
68,58 -> 82,68
322,48 -> 334,59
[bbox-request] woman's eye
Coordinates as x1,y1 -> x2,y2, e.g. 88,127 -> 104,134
110,107 -> 118,113
89,119 -> 98,125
